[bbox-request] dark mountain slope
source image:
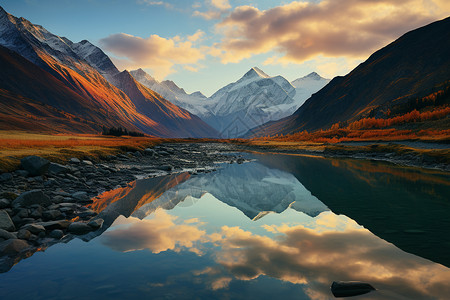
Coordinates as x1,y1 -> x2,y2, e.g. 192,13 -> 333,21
249,17 -> 450,136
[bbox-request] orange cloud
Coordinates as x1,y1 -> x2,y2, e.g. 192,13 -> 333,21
216,0 -> 450,64
101,210 -> 206,254
100,32 -> 205,79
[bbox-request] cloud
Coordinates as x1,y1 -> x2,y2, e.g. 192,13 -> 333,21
215,0 -> 450,64
137,0 -> 174,9
101,210 -> 205,254
210,213 -> 450,299
193,0 -> 231,20
99,32 -> 205,79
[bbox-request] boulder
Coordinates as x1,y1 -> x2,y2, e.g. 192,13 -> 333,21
49,229 -> 64,239
21,224 -> 45,235
12,190 -> 52,208
17,229 -> 31,240
68,222 -> 92,235
0,229 -> 16,240
20,156 -> 50,176
159,165 -> 173,171
0,239 -> 29,256
42,210 -> 63,221
36,220 -> 70,231
69,157 -> 81,163
0,173 -> 13,182
72,191 -> 88,201
48,163 -> 70,175
0,210 -> 15,232
144,148 -> 156,156
14,170 -> 29,177
0,199 -> 10,209
87,218 -> 104,229
82,160 -> 93,166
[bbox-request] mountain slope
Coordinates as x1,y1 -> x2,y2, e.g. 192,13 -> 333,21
204,67 -> 297,138
130,68 -> 210,117
249,17 -> 450,137
0,6 -> 216,137
0,44 -> 119,132
112,71 -> 218,137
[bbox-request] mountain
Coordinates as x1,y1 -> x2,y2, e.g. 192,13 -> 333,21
132,67 -> 328,138
248,17 -> 450,137
290,72 -> 330,107
111,70 -> 218,137
0,6 -> 217,137
130,68 -> 211,117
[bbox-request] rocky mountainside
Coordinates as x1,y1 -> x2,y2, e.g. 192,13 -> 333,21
132,67 -> 329,138
248,17 -> 450,137
0,6 -> 217,137
130,68 -> 210,117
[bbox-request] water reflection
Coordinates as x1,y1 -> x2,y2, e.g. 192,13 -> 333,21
1,153 -> 449,300
256,154 -> 450,267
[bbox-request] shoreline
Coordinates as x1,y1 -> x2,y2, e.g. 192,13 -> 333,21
228,141 -> 450,172
0,142 -> 243,273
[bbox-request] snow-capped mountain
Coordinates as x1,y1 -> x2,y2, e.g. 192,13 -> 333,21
131,68 -> 210,116
134,161 -> 329,220
203,67 -> 327,138
291,72 -> 330,107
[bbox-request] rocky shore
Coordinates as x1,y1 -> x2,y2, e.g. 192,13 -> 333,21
232,142 -> 450,172
0,142 -> 243,272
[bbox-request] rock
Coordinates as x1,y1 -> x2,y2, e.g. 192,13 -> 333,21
68,222 -> 92,235
20,156 -> 50,176
159,165 -> 173,171
69,157 -> 81,164
0,239 -> 29,256
17,229 -> 31,240
144,148 -> 156,156
14,170 -> 29,177
42,210 -> 62,220
0,210 -> 15,232
331,281 -> 376,298
158,151 -> 170,156
78,209 -> 97,219
0,199 -> 10,209
82,160 -> 93,166
0,173 -> 13,182
48,163 -> 70,175
37,220 -> 71,230
52,195 -> 64,203
237,157 -> 245,164
15,208 -> 29,218
72,191 -> 88,201
134,151 -> 142,157
49,229 -> 64,239
21,224 -> 45,235
44,178 -> 58,187
0,229 -> 16,240
87,218 -> 104,229
12,190 -> 52,208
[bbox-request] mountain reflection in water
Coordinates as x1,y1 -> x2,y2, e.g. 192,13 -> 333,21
1,154 -> 449,300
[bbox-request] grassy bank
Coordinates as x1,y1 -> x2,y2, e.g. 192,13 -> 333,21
0,131 -> 168,172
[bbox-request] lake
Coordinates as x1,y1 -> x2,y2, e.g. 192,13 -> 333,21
1,153 -> 449,299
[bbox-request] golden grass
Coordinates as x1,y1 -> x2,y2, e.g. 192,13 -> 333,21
0,131 -> 164,172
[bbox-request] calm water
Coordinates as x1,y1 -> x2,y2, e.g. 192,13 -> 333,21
1,153 -> 450,300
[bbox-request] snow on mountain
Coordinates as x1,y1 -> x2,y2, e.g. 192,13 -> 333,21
134,161 -> 329,220
203,67 -> 298,138
130,68 -> 212,116
291,72 -> 330,108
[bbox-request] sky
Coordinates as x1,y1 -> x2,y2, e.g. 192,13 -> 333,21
2,0 -> 450,96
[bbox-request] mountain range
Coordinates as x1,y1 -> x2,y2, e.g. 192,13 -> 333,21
248,16 -> 450,137
0,5 -> 447,139
0,6 -> 217,137
132,67 -> 329,138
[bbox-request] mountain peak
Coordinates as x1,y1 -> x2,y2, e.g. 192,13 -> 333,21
243,67 -> 270,79
304,72 -> 322,80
